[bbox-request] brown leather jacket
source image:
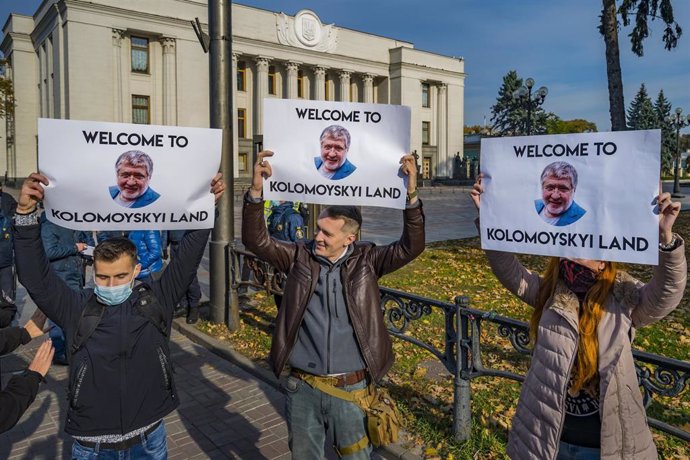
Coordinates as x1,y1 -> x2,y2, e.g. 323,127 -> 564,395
242,197 -> 425,381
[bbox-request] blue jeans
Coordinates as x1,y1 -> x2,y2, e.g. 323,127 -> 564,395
71,422 -> 167,459
557,441 -> 601,460
285,375 -> 371,459
48,320 -> 66,361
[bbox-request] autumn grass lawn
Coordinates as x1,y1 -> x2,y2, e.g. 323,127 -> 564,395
198,213 -> 690,459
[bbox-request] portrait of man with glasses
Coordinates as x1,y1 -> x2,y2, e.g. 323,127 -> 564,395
314,125 -> 357,180
534,161 -> 586,226
109,150 -> 161,208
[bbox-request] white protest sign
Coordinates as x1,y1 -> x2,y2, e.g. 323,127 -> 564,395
480,130 -> 661,265
38,118 -> 222,231
263,99 -> 411,209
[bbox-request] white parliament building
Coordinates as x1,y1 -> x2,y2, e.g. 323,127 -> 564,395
1,0 -> 465,182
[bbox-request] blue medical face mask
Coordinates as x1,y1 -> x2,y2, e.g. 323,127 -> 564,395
94,275 -> 136,306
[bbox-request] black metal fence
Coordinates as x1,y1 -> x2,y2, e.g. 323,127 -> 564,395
231,248 -> 690,443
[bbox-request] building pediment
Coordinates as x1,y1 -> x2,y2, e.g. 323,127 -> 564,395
276,9 -> 337,53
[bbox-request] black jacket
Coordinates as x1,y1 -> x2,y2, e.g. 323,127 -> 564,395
13,222 -> 210,436
0,327 -> 43,433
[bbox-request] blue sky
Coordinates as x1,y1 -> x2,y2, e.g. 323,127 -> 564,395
2,0 -> 688,133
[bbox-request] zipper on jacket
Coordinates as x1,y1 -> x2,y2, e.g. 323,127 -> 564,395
553,335 -> 579,460
341,265 -> 375,378
326,269 -> 332,373
615,372 -> 628,456
71,360 -> 88,409
119,305 -> 127,434
282,264 -> 315,374
157,346 -> 171,390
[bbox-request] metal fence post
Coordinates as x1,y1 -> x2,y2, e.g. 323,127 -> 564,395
453,296 -> 472,441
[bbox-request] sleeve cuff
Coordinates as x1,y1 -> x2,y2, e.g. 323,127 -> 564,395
19,328 -> 32,345
659,233 -> 682,252
22,369 -> 45,384
13,210 -> 40,226
244,191 -> 263,204
405,199 -> 421,209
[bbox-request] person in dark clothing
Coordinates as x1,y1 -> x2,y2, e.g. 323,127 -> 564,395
40,215 -> 94,290
97,230 -> 128,243
267,201 -> 307,243
0,181 -> 17,219
13,172 -> 225,458
0,181 -> 17,305
0,309 -> 53,434
40,215 -> 95,365
164,230 -> 202,324
0,209 -> 15,305
267,201 -> 307,308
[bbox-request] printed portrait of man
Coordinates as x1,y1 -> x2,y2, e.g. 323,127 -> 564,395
314,125 -> 357,180
109,150 -> 161,208
534,161 -> 586,226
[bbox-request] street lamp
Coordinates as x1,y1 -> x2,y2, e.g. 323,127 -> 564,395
512,77 -> 548,136
665,107 -> 690,198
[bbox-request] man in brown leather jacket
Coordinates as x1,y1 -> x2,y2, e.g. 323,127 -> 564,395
243,150 -> 425,459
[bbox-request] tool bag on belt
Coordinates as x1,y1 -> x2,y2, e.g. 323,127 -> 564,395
296,371 -> 401,455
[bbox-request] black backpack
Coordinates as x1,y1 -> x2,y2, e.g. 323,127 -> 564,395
70,284 -> 168,356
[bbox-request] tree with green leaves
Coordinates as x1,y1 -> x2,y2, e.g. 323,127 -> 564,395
0,69 -> 14,120
653,89 -> 675,173
599,0 -> 683,131
0,58 -> 15,123
627,83 -> 656,130
490,70 -> 548,136
545,116 -> 598,134
464,125 -> 484,135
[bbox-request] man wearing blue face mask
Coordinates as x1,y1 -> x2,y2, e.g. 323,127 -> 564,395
11,171 -> 225,459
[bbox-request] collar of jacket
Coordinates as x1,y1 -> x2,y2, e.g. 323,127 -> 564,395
311,241 -> 354,268
548,281 -> 580,331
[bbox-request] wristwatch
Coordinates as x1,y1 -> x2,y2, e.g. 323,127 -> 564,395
406,189 -> 418,202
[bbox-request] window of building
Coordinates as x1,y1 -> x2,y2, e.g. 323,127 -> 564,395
238,153 -> 248,173
132,95 -> 150,124
268,65 -> 277,95
238,108 -> 247,139
325,78 -> 331,101
422,121 -> 430,145
422,83 -> 430,108
237,61 -> 246,91
131,36 -> 149,73
297,70 -> 304,98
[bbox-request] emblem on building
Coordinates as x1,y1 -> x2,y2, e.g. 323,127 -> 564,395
276,10 -> 338,53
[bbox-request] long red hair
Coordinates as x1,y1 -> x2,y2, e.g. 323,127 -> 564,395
530,258 -> 617,393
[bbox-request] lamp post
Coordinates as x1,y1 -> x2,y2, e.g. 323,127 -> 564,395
512,77 -> 548,136
666,107 -> 690,198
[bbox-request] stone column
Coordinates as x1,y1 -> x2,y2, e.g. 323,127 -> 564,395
39,44 -> 47,118
338,70 -> 351,102
112,29 -> 125,122
436,84 -> 448,177
286,61 -> 300,99
160,37 -> 177,125
362,74 -> 375,103
232,53 -> 239,178
254,56 -> 270,134
313,66 -> 327,101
